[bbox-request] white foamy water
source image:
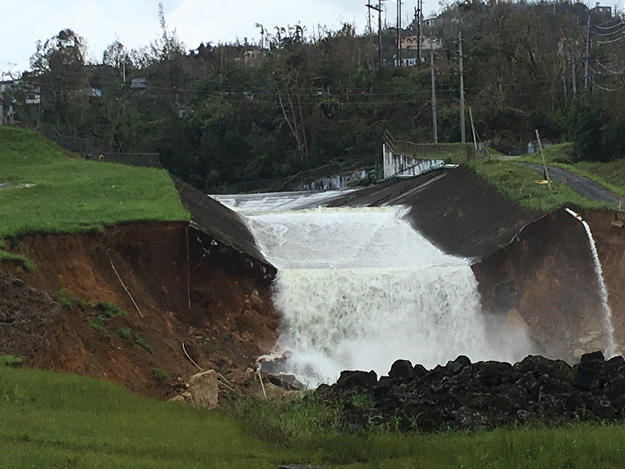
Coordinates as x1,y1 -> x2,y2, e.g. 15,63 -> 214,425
581,220 -> 617,357
245,206 -> 528,387
565,208 -> 618,358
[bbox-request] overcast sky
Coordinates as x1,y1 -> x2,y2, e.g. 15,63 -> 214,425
0,0 -> 622,77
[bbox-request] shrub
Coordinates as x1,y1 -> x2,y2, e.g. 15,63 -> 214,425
135,335 -> 153,353
153,369 -> 167,381
116,328 -> 131,340
88,317 -> 106,332
0,355 -> 23,368
96,302 -> 125,319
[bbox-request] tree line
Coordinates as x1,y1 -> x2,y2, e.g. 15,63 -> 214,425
5,0 -> 625,192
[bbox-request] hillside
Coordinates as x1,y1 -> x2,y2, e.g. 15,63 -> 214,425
0,129 -> 279,399
0,127 -> 189,239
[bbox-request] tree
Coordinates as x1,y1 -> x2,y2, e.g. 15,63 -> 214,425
29,29 -> 89,133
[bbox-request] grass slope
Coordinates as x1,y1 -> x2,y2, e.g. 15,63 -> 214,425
0,127 -> 188,238
2,361 -> 625,468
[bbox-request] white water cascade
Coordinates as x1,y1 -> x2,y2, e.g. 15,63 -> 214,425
565,208 -> 617,358
246,206 -> 529,387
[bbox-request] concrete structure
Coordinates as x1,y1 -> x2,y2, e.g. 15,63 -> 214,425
131,77 -> 147,90
383,143 -> 444,179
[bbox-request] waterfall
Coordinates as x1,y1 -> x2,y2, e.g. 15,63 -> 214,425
565,209 -> 617,357
245,206 -> 528,387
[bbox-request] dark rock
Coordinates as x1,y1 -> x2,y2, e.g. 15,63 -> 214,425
11,279 -> 24,287
581,351 -> 605,363
389,359 -> 415,382
400,404 -> 447,432
588,396 -> 617,421
373,382 -> 392,401
516,409 -> 534,423
338,403 -> 370,433
514,355 -> 574,382
446,355 -> 472,374
336,370 -> 377,391
454,406 -> 488,431
473,361 -> 513,388
506,385 -> 530,411
413,364 -> 428,379
514,372 -> 540,401
573,358 -> 605,391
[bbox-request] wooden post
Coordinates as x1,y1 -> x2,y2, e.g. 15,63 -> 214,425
535,129 -> 551,190
469,107 -> 478,153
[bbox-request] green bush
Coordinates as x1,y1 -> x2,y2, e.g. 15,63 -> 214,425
152,369 -> 167,381
88,317 -> 106,333
116,328 -> 131,340
134,335 -> 153,353
0,355 -> 23,368
96,302 -> 125,319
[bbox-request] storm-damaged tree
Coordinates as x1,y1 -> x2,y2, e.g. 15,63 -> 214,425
29,29 -> 89,134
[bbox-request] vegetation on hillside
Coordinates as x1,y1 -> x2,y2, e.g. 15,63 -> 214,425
0,127 -> 188,238
4,2 -> 625,192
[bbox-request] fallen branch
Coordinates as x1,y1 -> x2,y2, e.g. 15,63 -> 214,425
109,259 -> 144,319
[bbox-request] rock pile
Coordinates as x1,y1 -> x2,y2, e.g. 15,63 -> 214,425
317,352 -> 625,433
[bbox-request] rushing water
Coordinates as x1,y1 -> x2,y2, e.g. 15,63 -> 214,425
246,206 -> 529,387
566,209 -> 618,358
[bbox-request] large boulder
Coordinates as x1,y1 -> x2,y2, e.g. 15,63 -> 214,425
336,370 -> 377,391
171,370 -> 219,408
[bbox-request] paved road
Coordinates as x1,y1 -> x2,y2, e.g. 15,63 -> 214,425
523,163 -> 621,206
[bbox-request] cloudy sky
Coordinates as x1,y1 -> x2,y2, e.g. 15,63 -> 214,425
0,0 -> 621,77
0,0 -> 443,76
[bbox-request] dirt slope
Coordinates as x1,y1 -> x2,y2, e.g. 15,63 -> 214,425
0,222 -> 278,398
474,208 -> 625,361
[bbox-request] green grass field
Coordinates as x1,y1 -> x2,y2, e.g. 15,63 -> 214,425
1,359 -> 625,468
0,127 -> 188,239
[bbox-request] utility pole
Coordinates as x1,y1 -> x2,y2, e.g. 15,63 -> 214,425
459,31 -> 466,143
367,1 -> 385,68
430,38 -> 438,144
584,12 -> 591,90
367,0 -> 373,36
397,0 -> 402,66
417,0 -> 422,64
571,46 -> 577,97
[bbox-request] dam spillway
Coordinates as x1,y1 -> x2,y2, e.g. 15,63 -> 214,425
243,206 -> 530,387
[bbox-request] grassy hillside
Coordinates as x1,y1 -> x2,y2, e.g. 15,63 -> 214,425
0,127 -> 189,238
2,359 -> 625,467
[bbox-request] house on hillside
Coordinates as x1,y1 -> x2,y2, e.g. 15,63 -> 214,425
394,36 -> 442,67
0,80 -> 15,125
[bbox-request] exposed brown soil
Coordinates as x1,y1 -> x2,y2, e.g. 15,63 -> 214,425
474,208 -> 625,362
0,222 -> 279,399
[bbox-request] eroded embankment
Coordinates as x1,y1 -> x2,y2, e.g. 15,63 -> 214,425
474,209 -> 625,362
0,222 -> 278,398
